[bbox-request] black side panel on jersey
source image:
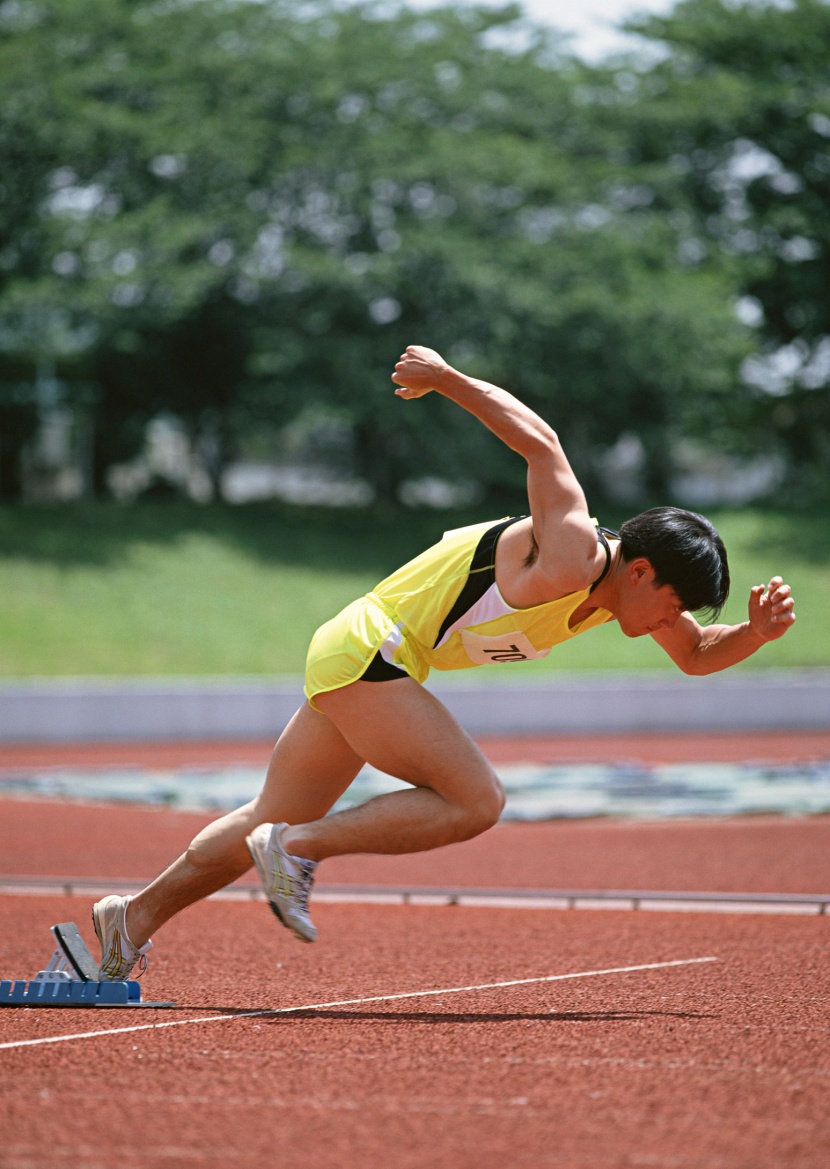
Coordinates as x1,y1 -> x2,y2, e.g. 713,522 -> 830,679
431,516 -> 523,649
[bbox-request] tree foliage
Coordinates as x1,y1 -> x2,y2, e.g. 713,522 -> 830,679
610,0 -> 830,497
0,0 -> 783,501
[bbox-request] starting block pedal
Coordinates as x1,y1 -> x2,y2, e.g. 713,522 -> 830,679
0,920 -> 174,1009
52,921 -> 99,980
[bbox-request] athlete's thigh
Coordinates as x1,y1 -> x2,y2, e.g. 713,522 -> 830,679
314,678 -> 502,809
253,700 -> 365,824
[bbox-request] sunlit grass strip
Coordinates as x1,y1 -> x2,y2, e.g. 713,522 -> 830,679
0,503 -> 824,676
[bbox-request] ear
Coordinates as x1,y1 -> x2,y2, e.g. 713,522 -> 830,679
627,557 -> 655,585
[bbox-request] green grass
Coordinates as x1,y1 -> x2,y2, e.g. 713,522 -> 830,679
0,501 -> 826,677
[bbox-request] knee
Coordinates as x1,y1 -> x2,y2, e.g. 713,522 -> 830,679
454,777 -> 506,841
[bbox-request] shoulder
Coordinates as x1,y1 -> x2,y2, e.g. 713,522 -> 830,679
533,513 -> 605,594
496,516 -> 601,606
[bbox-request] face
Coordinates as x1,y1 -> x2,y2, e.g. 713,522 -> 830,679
615,560 -> 687,638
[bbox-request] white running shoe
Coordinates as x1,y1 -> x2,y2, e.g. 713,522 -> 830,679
92,894 -> 152,981
246,822 -> 318,943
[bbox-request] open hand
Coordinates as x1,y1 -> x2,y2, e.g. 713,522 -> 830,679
748,577 -> 796,641
391,345 -> 450,400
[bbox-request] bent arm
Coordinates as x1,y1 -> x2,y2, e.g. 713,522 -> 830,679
391,346 -> 599,590
651,577 -> 796,675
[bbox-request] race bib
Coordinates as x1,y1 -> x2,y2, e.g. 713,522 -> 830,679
460,629 -> 550,666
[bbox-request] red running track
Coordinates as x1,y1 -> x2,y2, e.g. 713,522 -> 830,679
1,896 -> 829,1168
2,728 -> 830,769
2,729 -> 829,1166
2,799 -> 830,895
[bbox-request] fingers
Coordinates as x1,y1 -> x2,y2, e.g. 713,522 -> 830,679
771,592 -> 796,624
391,345 -> 443,400
755,577 -> 789,602
767,579 -> 793,615
390,346 -> 422,384
755,578 -> 796,625
391,367 -> 411,389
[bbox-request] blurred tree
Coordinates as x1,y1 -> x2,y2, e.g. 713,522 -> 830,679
0,0 -> 752,501
611,0 -> 830,498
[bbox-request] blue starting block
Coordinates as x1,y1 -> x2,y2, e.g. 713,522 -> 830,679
0,977 -> 142,1006
0,921 -> 174,1008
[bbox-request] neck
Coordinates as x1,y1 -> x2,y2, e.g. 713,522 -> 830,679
589,544 -> 623,615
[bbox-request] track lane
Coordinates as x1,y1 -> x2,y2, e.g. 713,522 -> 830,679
1,897 -> 828,1169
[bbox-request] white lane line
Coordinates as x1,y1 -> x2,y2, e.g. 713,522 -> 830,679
0,956 -> 716,1052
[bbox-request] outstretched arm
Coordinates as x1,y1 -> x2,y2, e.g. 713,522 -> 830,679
391,345 -> 599,592
650,576 -> 796,675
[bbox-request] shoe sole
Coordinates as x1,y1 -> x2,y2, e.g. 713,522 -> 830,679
245,833 -> 316,944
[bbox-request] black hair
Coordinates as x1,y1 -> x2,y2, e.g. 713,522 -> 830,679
618,506 -> 730,619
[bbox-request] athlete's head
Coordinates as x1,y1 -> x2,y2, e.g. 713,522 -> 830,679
618,506 -> 730,620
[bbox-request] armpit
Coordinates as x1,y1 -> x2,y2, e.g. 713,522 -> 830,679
523,530 -> 539,569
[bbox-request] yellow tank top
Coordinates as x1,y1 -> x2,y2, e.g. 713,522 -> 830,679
369,516 -> 613,677
304,517 -> 615,704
